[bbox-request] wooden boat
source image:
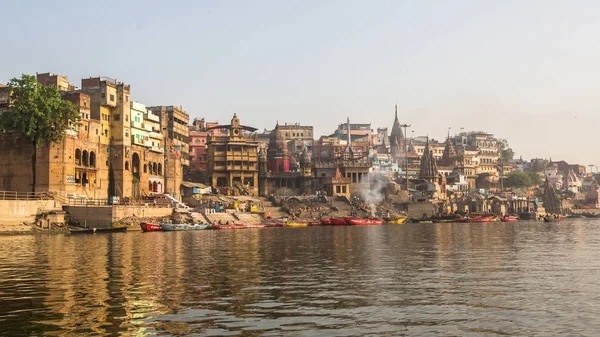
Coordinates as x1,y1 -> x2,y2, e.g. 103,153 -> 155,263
160,223 -> 208,231
329,218 -> 347,226
320,218 -> 332,225
467,216 -> 495,223
286,222 -> 308,227
212,224 -> 246,230
500,216 -> 519,223
140,222 -> 162,232
344,217 -> 385,225
543,216 -> 561,223
244,224 -> 266,228
69,226 -> 127,234
111,223 -> 127,229
307,221 -> 322,226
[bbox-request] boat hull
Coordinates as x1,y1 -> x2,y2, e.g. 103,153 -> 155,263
160,224 -> 208,231
212,224 -> 246,230
386,217 -> 407,224
500,217 -> 518,223
287,222 -> 308,227
345,217 -> 385,225
320,219 -> 332,225
329,218 -> 347,226
140,223 -> 162,232
69,227 -> 127,234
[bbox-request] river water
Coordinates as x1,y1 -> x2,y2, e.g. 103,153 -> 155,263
1,220 -> 600,336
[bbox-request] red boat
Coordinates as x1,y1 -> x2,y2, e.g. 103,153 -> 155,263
244,224 -> 266,228
344,217 -> 385,225
140,222 -> 162,232
308,221 -> 321,226
265,223 -> 285,227
212,224 -> 246,230
501,216 -> 518,222
320,218 -> 332,225
329,218 -> 347,226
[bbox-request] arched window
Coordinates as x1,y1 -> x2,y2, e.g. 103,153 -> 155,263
125,161 -> 129,170
153,163 -> 157,175
153,181 -> 158,192
149,181 -> 153,191
132,153 -> 140,175
82,150 -> 89,166
143,164 -> 147,173
89,152 -> 96,167
75,149 -> 81,165
158,163 -> 162,175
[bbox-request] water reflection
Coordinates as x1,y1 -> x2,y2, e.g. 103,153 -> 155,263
1,220 -> 600,336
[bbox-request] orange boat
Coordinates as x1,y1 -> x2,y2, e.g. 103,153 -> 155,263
501,216 -> 518,222
463,215 -> 495,223
344,217 -> 385,225
308,221 -> 321,226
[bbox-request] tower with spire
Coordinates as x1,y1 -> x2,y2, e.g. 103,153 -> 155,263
441,130 -> 458,167
389,104 -> 405,160
419,137 -> 439,183
267,122 -> 290,173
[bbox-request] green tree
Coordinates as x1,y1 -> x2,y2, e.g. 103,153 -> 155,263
527,172 -> 543,186
505,170 -> 532,188
497,138 -> 515,163
0,74 -> 80,192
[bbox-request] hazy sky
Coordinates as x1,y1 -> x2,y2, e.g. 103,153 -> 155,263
2,0 -> 599,167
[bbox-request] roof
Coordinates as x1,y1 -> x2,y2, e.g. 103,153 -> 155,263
181,181 -> 210,189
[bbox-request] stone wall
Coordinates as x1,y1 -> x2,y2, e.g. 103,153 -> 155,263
63,205 -> 173,228
0,200 -> 62,225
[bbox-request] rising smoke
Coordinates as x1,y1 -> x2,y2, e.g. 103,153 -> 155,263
359,172 -> 390,217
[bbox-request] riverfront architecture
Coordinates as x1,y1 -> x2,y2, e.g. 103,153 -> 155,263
0,70 -> 598,229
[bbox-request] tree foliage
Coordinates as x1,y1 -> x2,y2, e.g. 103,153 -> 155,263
497,138 -> 514,163
1,74 -> 80,191
505,170 -> 532,188
527,172 -> 543,186
1,74 -> 80,145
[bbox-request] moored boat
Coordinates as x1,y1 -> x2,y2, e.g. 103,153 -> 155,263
543,216 -> 561,223
320,218 -> 332,225
160,223 -> 208,231
386,217 -> 407,224
212,224 -> 247,230
307,221 -> 321,226
286,222 -> 308,227
344,217 -> 385,225
329,218 -> 347,226
69,226 -> 127,234
265,223 -> 285,227
500,216 -> 519,223
140,222 -> 162,232
244,224 -> 266,228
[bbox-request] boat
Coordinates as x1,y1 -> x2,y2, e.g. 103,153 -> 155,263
500,216 -> 519,223
467,216 -> 495,223
307,221 -> 322,226
329,218 -> 347,226
386,217 -> 407,224
344,217 -> 385,225
160,223 -> 208,231
265,223 -> 285,227
286,222 -> 308,227
320,218 -> 332,225
244,224 -> 266,228
140,222 -> 162,232
111,223 -> 127,229
543,215 -> 561,223
69,226 -> 127,234
212,224 -> 246,230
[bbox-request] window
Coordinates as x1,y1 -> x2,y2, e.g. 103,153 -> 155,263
125,132 -> 129,137
96,129 -> 99,135
125,161 -> 129,170
101,93 -> 105,99
114,114 -> 120,121
110,94 -> 115,102
125,115 -> 128,122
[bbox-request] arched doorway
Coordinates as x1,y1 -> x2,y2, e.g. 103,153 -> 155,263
89,152 -> 96,167
132,153 -> 140,199
82,150 -> 89,166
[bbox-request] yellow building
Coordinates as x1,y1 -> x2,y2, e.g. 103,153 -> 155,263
206,114 -> 260,196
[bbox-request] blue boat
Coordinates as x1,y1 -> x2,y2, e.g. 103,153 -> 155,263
160,223 -> 209,231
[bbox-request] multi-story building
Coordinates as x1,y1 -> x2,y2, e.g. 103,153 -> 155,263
130,101 -> 150,147
188,118 -> 221,173
147,105 -> 190,167
206,114 -> 260,196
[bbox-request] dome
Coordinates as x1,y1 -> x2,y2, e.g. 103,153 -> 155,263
268,123 -> 287,155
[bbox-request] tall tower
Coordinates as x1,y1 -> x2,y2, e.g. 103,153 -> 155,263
390,104 -> 405,160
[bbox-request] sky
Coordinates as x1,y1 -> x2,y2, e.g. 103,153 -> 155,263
1,0 -> 599,168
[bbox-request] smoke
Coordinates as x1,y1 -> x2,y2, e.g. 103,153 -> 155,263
359,172 -> 389,217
